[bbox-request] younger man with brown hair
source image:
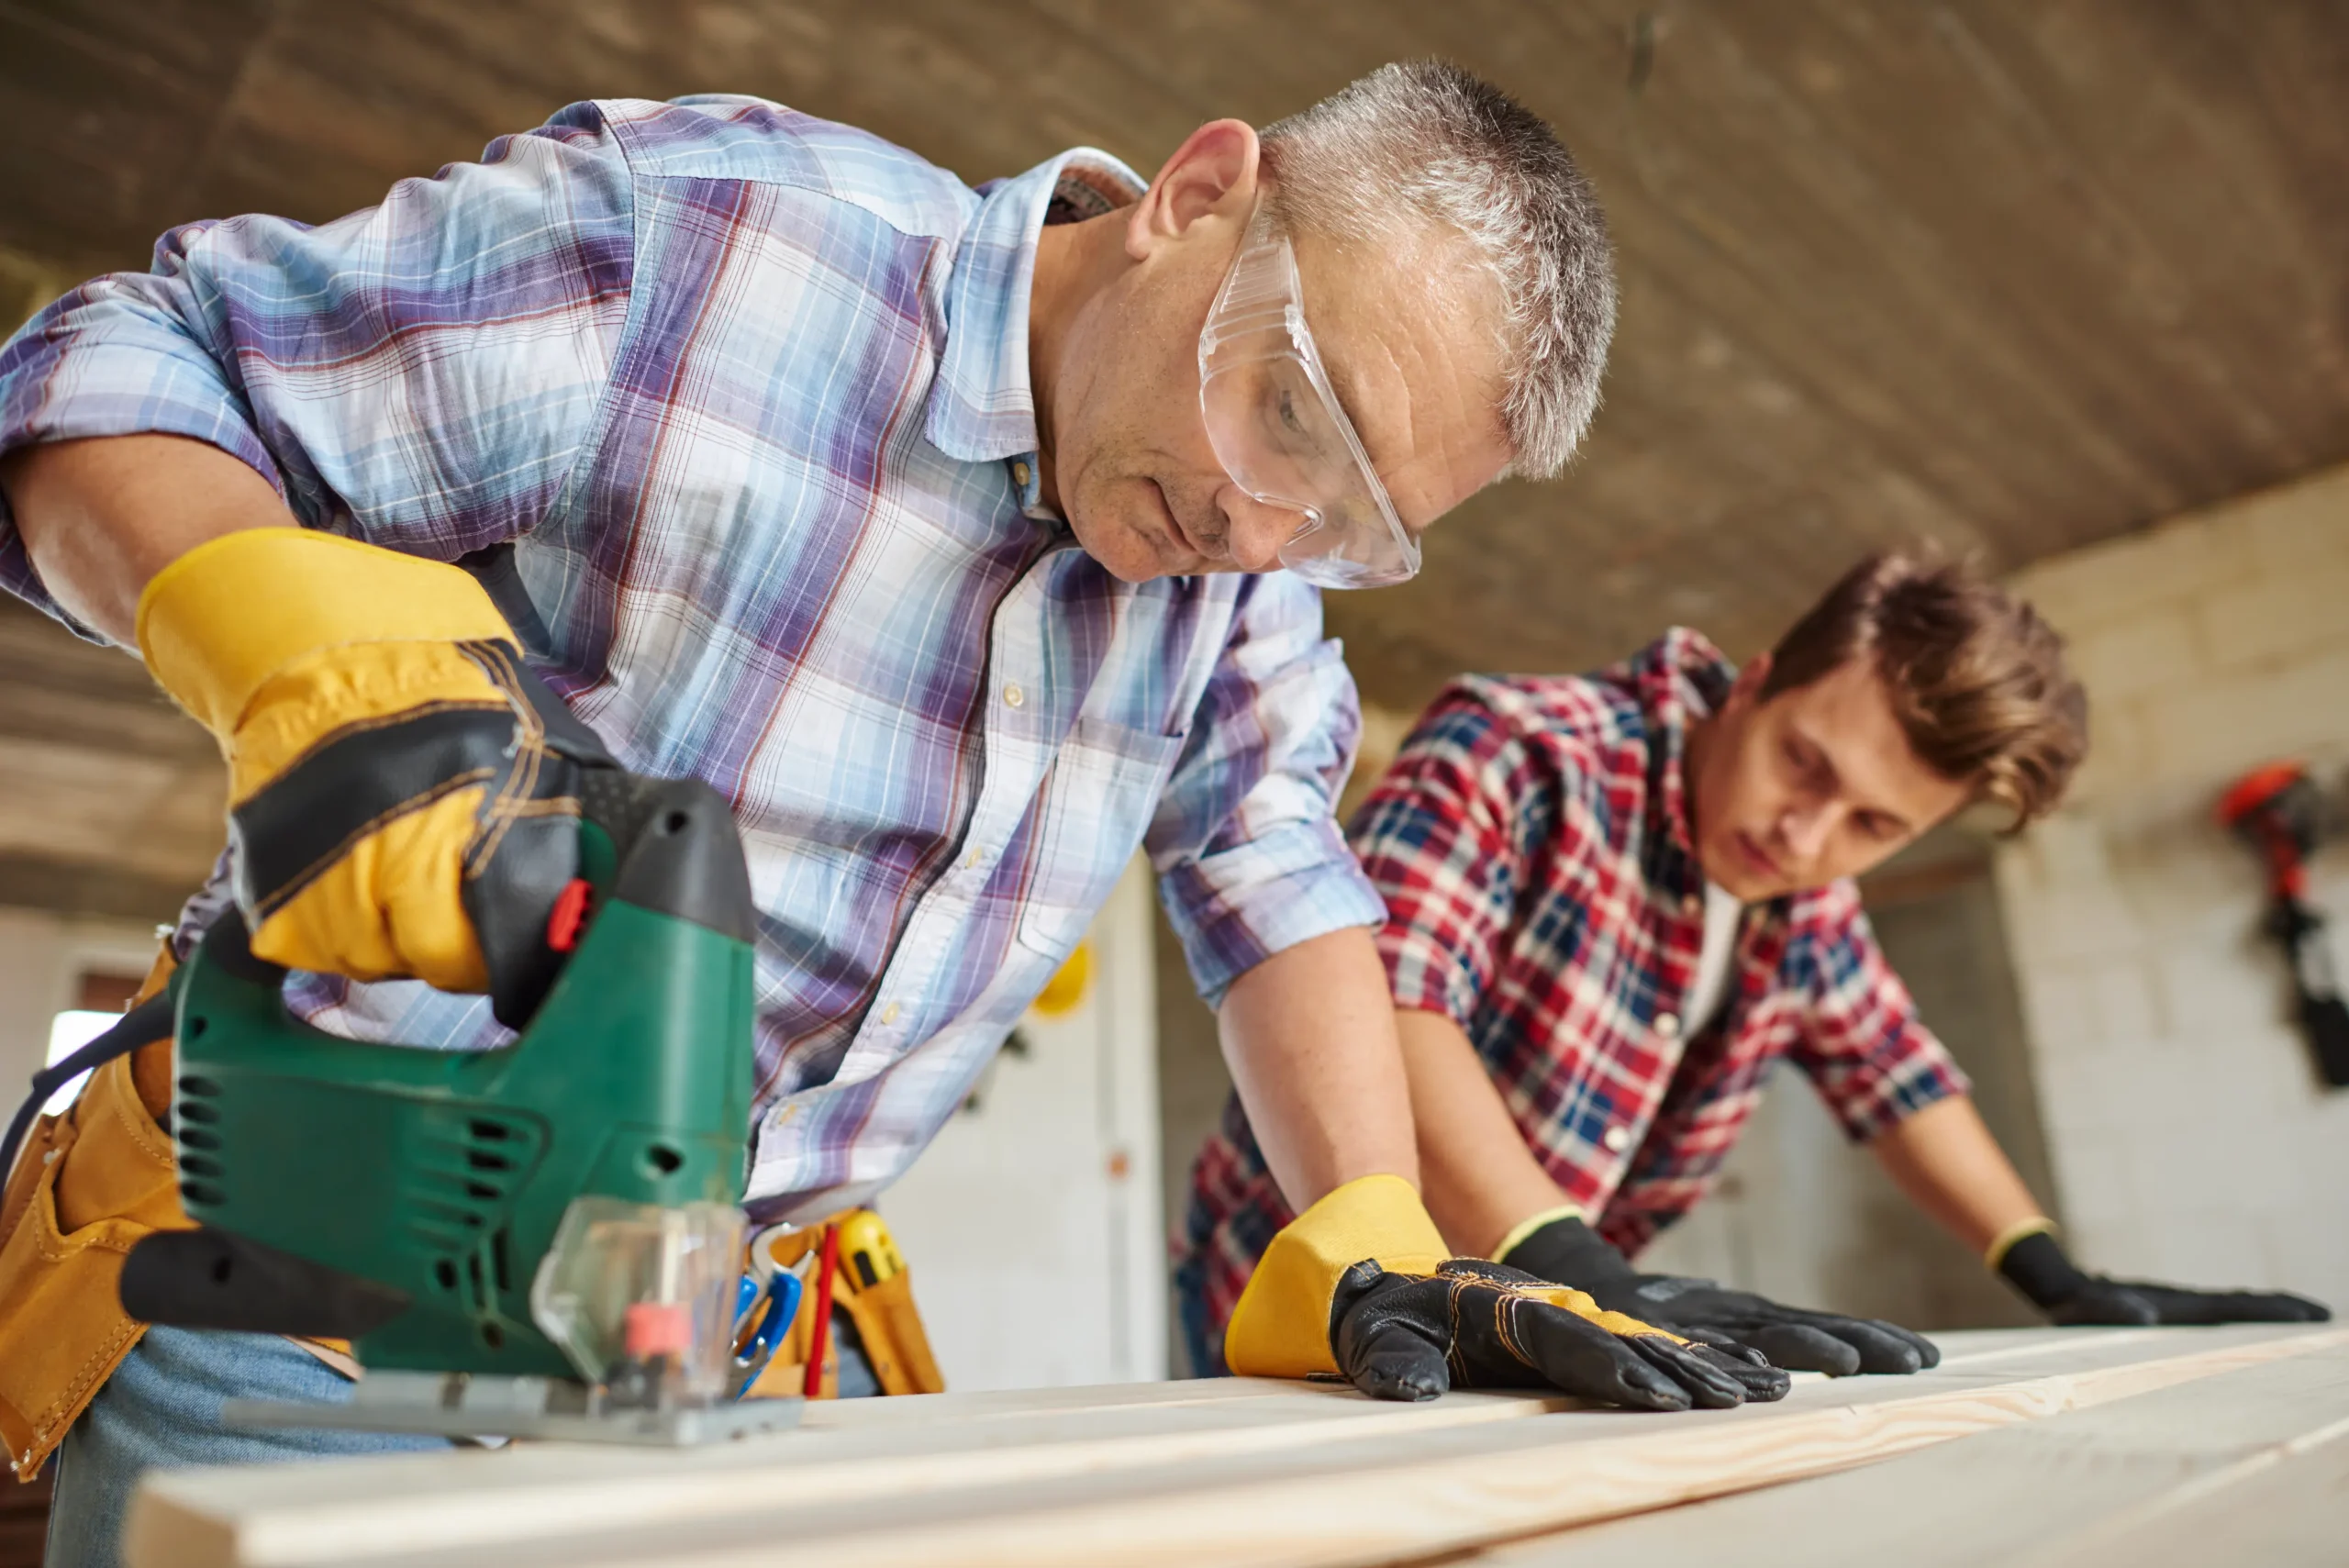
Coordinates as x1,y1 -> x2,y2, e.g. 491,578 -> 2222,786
1182,551 -> 2330,1377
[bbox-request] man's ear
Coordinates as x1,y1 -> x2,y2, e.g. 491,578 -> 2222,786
1126,118 -> 1259,262
1726,649 -> 1774,709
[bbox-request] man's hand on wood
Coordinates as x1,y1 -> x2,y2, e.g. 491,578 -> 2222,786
1500,1212 -> 1940,1376
1221,1177 -> 1789,1407
1998,1231 -> 2331,1326
1330,1257 -> 1792,1407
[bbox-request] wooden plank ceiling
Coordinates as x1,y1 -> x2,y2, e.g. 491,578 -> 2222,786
1,0 -> 2344,911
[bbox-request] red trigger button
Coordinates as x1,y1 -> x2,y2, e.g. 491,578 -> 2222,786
547,878 -> 594,953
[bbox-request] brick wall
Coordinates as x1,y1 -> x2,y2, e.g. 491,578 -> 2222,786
1996,463 -> 2349,1306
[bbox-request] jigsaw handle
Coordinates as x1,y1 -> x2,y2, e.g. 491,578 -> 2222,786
195,769 -> 754,1024
573,771 -> 758,951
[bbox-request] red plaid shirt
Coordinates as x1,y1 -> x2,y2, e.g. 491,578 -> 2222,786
1177,630 -> 1968,1349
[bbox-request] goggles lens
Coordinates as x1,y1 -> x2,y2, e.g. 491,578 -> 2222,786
1198,210 -> 1420,591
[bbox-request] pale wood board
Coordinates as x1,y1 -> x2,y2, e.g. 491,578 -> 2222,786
128,1386 -> 1585,1568
126,1329 -> 2160,1568
122,1327 -> 2345,1568
1472,1330 -> 2349,1565
2032,1406 -> 2349,1568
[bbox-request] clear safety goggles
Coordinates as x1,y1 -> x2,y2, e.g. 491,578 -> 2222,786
1197,205 -> 1421,590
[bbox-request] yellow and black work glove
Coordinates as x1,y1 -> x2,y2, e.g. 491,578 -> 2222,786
1501,1212 -> 1938,1377
1996,1227 -> 2330,1327
138,528 -> 619,1026
1223,1176 -> 1788,1409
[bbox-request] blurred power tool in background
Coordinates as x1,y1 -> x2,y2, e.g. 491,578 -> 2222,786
2219,762 -> 2349,1089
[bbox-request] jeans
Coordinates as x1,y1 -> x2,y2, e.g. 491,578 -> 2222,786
48,1315 -> 881,1568
1172,1252 -> 1230,1380
47,1327 -> 448,1568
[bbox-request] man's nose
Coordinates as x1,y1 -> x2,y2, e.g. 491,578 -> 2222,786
1778,805 -> 1834,864
1217,488 -> 1302,573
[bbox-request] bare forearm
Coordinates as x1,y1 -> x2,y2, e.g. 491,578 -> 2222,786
1217,926 -> 1418,1208
1869,1095 -> 2045,1255
1,434 -> 293,644
1397,1007 -> 1569,1257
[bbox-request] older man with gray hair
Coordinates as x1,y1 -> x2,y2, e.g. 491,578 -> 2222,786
0,58 -> 1779,1563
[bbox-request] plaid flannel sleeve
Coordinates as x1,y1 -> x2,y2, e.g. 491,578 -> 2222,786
0,102 -> 637,624
1787,880 -> 1972,1141
1349,682 -> 1539,1026
1149,572 -> 1385,1007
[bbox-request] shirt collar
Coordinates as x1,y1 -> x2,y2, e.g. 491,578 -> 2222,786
1628,627 -> 1738,867
925,148 -> 1146,475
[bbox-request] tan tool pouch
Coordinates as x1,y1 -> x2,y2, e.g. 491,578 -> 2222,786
746,1214 -> 946,1399
0,945 -> 188,1480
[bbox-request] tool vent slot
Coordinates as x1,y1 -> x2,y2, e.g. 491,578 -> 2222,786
398,1110 -> 544,1262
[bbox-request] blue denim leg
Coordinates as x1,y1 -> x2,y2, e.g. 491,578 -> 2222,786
829,1310 -> 882,1399
1172,1253 -> 1230,1379
47,1327 -> 450,1568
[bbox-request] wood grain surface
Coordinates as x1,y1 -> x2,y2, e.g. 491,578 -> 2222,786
122,1326 -> 2349,1568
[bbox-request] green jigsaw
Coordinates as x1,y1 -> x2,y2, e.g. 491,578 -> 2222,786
99,774 -> 799,1445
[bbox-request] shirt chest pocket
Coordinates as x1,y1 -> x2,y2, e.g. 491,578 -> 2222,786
1014,716 -> 1188,961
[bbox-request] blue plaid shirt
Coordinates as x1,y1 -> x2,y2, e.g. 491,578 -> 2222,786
0,96 -> 1383,1220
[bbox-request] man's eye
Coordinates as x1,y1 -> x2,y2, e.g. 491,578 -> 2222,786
1275,389 -> 1308,437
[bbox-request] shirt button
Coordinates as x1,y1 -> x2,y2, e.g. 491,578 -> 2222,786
1654,1012 -> 1682,1040
1004,683 -> 1025,709
774,1104 -> 799,1126
1603,1125 -> 1632,1153
965,847 -> 987,870
1011,460 -> 1032,488
1681,894 -> 1702,917
879,1002 -> 901,1026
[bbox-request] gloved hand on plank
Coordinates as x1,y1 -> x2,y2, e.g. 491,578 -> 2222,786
139,528 -> 618,1026
1222,1176 -> 1790,1407
1995,1226 -> 2330,1326
1499,1210 -> 1938,1376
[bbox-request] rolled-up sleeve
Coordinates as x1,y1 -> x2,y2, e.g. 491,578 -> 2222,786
1789,882 -> 1972,1141
1148,572 -> 1384,1006
0,101 -> 637,624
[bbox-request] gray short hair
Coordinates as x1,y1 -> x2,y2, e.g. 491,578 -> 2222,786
1261,61 -> 1616,480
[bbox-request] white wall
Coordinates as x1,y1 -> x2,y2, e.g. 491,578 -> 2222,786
0,905 -> 160,1103
880,858 -> 1165,1390
1994,464 -> 2349,1306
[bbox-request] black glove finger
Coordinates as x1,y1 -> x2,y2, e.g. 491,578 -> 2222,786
2048,1282 -> 2159,1327
1742,1322 -> 1864,1376
1894,1322 -> 1942,1369
1620,1332 -> 1753,1409
1813,1316 -> 1930,1375
2128,1284 -> 2333,1326
1675,1324 -> 1776,1367
1505,1301 -> 1695,1412
1341,1312 -> 1453,1402
1687,1340 -> 1791,1403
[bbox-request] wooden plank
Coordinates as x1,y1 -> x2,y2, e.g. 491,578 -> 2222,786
1468,1330 -> 2349,1564
120,1328 -> 2183,1568
128,1384 -> 1580,1568
122,1327 -> 2344,1568
796,1374 -> 1347,1429
2031,1408 -> 2349,1568
572,1328 -> 2349,1568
